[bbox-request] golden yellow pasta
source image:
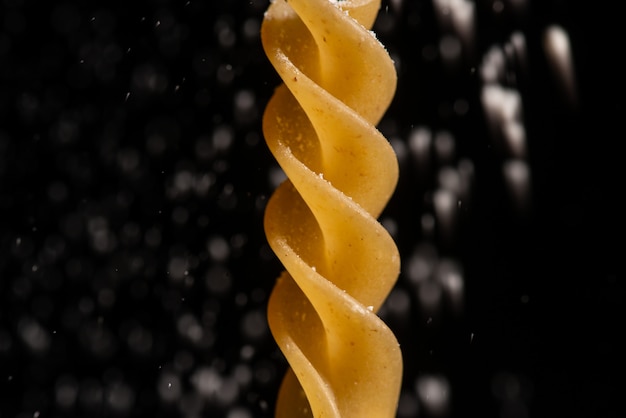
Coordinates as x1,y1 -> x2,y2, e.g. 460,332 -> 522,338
261,0 -> 401,417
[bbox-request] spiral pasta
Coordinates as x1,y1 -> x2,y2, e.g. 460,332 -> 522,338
261,1 -> 401,417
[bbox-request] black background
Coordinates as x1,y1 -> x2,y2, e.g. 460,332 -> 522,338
0,0 -> 623,417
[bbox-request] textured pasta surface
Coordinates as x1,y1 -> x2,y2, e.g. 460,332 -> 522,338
261,0 -> 402,417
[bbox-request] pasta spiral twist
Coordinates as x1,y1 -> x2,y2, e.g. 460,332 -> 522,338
261,1 -> 401,417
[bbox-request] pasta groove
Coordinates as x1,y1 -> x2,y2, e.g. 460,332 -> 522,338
261,1 -> 401,417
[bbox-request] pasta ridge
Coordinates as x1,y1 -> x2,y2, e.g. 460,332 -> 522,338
261,1 -> 402,417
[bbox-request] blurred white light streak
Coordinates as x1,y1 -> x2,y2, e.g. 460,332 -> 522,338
450,0 -> 475,57
433,0 -> 453,30
416,375 -> 450,415
544,25 -> 578,106
18,317 -> 51,353
418,281 -> 443,314
438,167 -> 461,195
481,85 -> 523,140
502,120 -> 527,157
439,35 -> 462,70
433,188 -> 457,240
406,244 -> 438,284
510,32 -> 528,75
480,46 -> 506,84
503,159 -> 531,211
436,259 -> 464,311
409,126 -> 432,170
434,130 -> 455,163
157,372 -> 182,402
433,0 -> 475,63
390,0 -> 404,13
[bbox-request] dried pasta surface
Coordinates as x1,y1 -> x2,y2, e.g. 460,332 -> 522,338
261,1 -> 402,417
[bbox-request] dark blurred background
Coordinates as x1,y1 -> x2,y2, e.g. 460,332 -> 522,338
0,0 -> 622,417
